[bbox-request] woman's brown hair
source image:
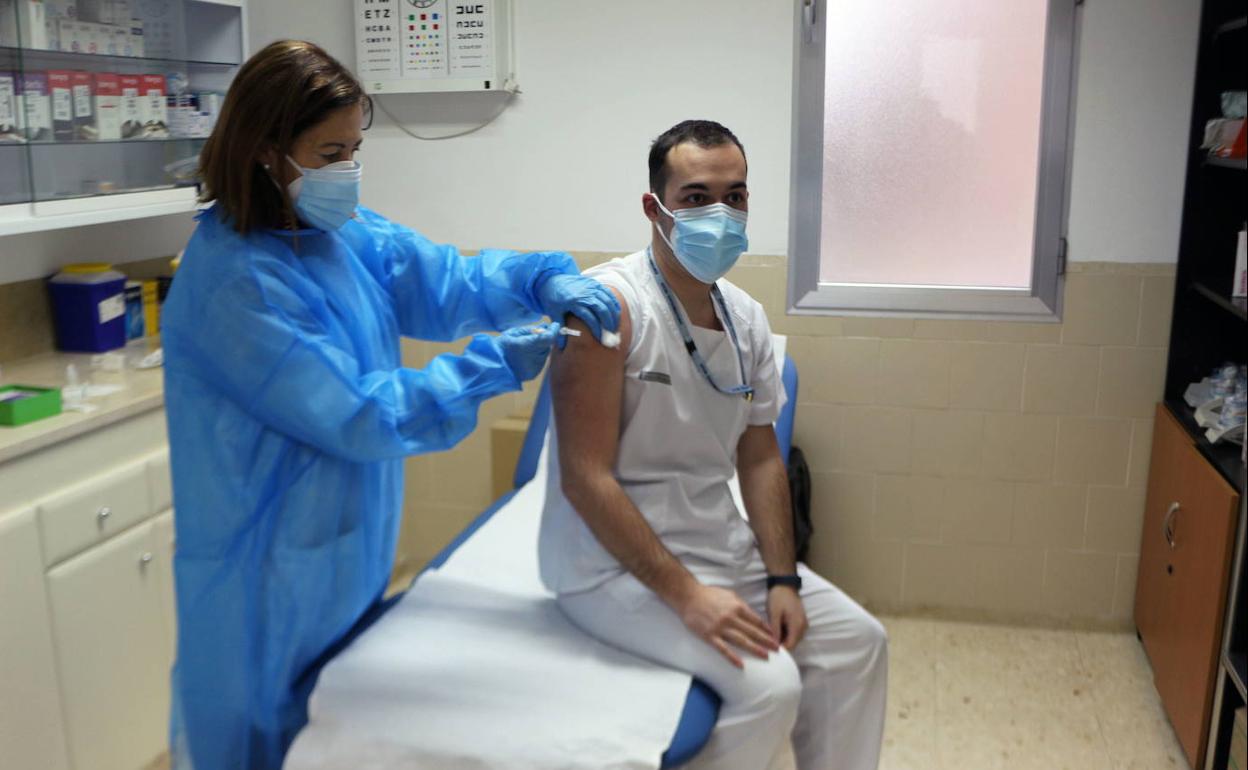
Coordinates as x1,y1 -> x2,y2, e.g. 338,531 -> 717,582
198,40 -> 369,234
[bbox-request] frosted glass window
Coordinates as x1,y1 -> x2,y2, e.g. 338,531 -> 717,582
821,1 -> 1046,288
789,0 -> 1078,319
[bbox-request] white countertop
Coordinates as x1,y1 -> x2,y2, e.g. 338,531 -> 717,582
0,345 -> 166,465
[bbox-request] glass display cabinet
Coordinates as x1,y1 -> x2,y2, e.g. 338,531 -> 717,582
0,0 -> 244,235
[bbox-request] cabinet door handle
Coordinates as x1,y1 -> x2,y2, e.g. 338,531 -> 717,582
96,506 -> 112,525
138,552 -> 153,570
1162,501 -> 1180,549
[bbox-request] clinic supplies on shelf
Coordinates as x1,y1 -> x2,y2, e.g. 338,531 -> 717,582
0,68 -> 216,143
1184,362 -> 1248,445
1202,90 -> 1247,160
0,0 -> 144,54
1235,226 -> 1247,300
47,262 -> 127,352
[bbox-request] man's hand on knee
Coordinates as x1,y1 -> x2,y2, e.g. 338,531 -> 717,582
677,584 -> 780,669
767,586 -> 809,651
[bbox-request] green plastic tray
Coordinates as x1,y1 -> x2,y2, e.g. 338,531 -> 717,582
0,385 -> 63,427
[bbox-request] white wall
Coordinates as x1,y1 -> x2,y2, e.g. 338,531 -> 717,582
249,0 -> 1202,266
1066,0 -> 1201,263
251,0 -> 794,256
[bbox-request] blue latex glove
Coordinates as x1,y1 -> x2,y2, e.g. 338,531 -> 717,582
535,272 -> 621,345
495,322 -> 562,383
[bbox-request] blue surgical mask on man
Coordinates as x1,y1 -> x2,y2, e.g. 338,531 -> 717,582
650,193 -> 749,284
286,155 -> 362,231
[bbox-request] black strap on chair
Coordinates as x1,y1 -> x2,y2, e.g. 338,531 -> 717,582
787,445 -> 813,563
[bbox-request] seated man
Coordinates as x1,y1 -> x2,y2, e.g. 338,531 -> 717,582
538,119 -> 888,770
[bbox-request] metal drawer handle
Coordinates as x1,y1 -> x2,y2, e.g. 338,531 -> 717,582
1162,502 -> 1180,550
96,507 -> 112,525
139,552 -> 153,569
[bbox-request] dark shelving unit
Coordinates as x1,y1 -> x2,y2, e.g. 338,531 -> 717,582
1168,3 -> 1248,769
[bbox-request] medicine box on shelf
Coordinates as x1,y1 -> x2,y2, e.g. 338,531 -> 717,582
0,385 -> 63,426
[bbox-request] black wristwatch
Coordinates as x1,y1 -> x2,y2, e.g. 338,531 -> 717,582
766,574 -> 802,591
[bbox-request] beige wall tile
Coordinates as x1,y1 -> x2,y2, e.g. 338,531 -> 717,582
843,317 -> 916,339
981,413 -> 1058,482
786,336 -> 880,405
837,406 -> 912,473
910,410 -> 983,477
396,502 -> 485,571
1012,483 -> 1088,550
974,546 -> 1046,615
1137,275 -> 1176,347
732,262 -> 845,337
571,251 -> 619,271
400,338 -> 431,368
1022,345 -> 1100,415
1043,550 -> 1119,619
1112,555 -> 1140,625
513,379 -> 542,414
724,264 -> 777,308
876,475 -> 945,542
1060,273 -> 1142,346
1096,347 -> 1167,418
939,479 -> 1014,545
426,395 -> 515,508
1085,487 -> 1147,554
818,536 -> 904,608
772,310 -> 845,338
912,319 -> 1061,344
0,278 -> 56,362
903,543 -> 979,609
1054,417 -> 1133,486
793,403 -> 843,473
1127,418 -> 1155,489
403,454 -> 434,499
876,340 -> 952,408
810,471 -> 876,543
949,342 -> 1026,412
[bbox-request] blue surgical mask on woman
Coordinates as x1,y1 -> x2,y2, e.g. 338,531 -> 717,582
286,155 -> 362,231
650,193 -> 749,284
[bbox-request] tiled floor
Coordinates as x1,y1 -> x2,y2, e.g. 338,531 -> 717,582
877,615 -> 1189,770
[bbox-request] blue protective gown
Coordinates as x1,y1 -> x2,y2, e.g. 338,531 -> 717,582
161,205 -> 577,770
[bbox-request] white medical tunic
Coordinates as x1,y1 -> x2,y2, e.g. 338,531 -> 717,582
538,249 -> 786,597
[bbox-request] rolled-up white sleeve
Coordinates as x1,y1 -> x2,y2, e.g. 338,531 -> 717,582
745,305 -> 786,426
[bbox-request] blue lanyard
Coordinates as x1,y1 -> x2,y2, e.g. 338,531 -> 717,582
646,249 -> 754,402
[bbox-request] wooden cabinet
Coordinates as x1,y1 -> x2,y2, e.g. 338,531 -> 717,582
1135,403 -> 1241,768
0,507 -> 72,770
47,519 -> 172,770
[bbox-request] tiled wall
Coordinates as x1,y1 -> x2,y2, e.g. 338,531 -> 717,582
398,254 -> 1174,629
0,278 -> 57,362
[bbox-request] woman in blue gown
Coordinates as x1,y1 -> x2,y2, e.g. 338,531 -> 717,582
160,40 -> 619,770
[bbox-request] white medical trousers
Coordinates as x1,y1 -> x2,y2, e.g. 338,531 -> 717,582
558,551 -> 888,770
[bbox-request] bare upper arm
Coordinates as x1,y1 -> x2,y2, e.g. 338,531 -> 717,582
550,286 -> 633,489
737,423 -> 781,472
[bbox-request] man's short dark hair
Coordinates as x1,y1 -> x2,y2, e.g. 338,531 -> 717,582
648,120 -> 746,203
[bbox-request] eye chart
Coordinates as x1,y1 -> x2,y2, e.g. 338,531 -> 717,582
354,0 -> 512,94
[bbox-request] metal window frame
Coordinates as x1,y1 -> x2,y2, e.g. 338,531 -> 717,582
786,0 -> 1082,321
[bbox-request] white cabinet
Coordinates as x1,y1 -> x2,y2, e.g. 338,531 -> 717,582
0,402 -> 175,770
153,509 -> 178,665
0,507 -> 72,770
38,462 -> 151,566
47,519 -> 171,770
